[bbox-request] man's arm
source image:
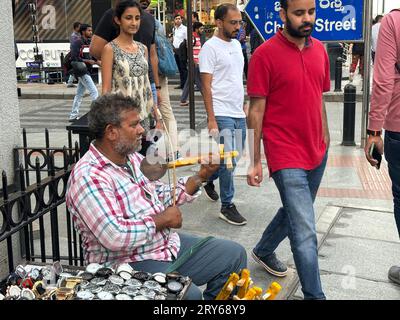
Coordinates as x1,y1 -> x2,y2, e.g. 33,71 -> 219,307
247,97 -> 266,187
90,35 -> 108,60
200,73 -> 218,136
150,43 -> 162,104
322,99 -> 330,149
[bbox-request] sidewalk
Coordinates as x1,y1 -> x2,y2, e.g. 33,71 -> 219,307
18,73 -> 399,300
16,73 -> 364,102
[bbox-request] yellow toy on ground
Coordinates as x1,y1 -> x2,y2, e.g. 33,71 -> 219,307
216,269 -> 281,300
215,272 -> 239,300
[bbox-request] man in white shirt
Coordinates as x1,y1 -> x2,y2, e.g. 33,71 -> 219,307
199,3 -> 247,226
371,14 -> 384,63
172,14 -> 188,89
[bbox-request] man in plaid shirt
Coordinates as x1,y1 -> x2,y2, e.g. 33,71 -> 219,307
66,93 -> 247,300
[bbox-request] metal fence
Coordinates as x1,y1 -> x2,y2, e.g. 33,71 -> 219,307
0,129 -> 84,284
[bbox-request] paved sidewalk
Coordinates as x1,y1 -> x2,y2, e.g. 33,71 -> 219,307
16,71 -> 399,300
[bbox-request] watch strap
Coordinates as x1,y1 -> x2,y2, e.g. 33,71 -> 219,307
367,129 -> 381,136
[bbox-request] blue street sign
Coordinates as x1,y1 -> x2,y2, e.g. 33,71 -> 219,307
245,0 -> 364,42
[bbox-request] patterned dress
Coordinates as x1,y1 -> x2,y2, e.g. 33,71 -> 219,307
110,41 -> 153,127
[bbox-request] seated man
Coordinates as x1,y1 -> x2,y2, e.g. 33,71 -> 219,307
66,93 -> 247,300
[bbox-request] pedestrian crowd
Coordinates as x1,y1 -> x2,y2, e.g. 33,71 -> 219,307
64,0 -> 400,300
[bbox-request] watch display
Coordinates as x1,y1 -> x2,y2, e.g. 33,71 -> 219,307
1,263 -> 191,300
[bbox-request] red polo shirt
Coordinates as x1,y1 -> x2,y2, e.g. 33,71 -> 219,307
247,30 -> 330,175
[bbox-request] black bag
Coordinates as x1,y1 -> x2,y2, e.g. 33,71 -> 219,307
70,61 -> 87,77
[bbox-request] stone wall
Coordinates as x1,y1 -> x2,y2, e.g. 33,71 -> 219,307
0,0 -> 22,280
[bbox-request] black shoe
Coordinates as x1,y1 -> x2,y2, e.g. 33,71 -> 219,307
219,204 -> 247,226
203,183 -> 219,202
251,250 -> 288,277
388,265 -> 400,285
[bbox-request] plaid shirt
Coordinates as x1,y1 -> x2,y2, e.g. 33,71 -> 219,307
66,143 -> 199,268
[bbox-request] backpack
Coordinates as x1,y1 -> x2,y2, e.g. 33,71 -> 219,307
62,51 -> 73,74
155,21 -> 178,77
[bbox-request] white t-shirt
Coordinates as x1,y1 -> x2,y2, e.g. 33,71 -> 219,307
199,36 -> 245,118
173,24 -> 187,49
371,23 -> 381,52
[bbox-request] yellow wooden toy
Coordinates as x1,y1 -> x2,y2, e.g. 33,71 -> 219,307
215,272 -> 239,300
236,269 -> 251,299
263,282 -> 282,300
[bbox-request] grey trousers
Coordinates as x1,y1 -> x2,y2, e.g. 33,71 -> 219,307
130,233 -> 247,300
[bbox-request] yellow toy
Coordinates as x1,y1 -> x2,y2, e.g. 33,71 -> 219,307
215,272 -> 239,300
242,286 -> 263,300
236,269 -> 251,299
263,282 -> 282,300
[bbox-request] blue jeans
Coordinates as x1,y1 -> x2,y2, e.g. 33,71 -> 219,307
70,74 -> 98,119
254,152 -> 328,299
385,131 -> 400,237
129,233 -> 247,300
208,116 -> 247,207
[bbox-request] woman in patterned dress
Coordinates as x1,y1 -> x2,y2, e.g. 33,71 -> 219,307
101,0 -> 161,151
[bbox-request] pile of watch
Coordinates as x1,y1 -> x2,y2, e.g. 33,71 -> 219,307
0,262 -> 191,300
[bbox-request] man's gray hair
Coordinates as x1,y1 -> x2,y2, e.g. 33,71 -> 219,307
88,93 -> 141,140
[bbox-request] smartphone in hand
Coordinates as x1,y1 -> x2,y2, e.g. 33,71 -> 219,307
369,142 -> 382,170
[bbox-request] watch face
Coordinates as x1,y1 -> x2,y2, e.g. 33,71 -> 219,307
116,263 -> 134,275
90,277 -> 107,286
108,275 -> 125,286
152,273 -> 166,285
76,290 -> 94,300
95,267 -> 114,278
139,287 -> 156,299
15,265 -> 27,279
30,268 -> 41,280
102,283 -> 121,295
124,278 -> 142,288
167,280 -> 183,294
85,263 -> 102,275
97,291 -> 114,300
143,280 -> 161,291
115,293 -> 132,300
133,271 -> 150,281
118,271 -> 132,280
21,288 -> 35,300
89,285 -> 103,294
80,272 -> 95,281
8,285 -> 22,297
121,286 -> 139,297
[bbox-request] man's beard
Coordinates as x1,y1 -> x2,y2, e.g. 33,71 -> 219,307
223,28 -> 239,39
285,14 -> 314,38
114,136 -> 141,156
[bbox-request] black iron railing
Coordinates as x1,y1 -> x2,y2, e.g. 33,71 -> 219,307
0,129 -> 84,284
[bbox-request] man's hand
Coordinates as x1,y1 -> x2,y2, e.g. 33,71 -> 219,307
247,160 -> 263,187
208,118 -> 219,138
364,135 -> 384,167
153,206 -> 182,231
198,154 -> 220,181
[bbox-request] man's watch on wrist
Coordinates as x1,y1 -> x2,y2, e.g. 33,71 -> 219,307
367,129 -> 382,136
155,85 -> 161,90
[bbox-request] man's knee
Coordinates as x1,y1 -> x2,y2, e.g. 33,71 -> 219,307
214,238 -> 247,271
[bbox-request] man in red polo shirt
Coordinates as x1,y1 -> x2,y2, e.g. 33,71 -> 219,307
247,0 -> 330,300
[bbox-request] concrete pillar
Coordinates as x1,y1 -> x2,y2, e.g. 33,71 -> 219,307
0,1 -> 21,280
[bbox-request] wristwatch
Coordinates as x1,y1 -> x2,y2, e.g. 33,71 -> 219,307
155,85 -> 161,90
367,129 -> 381,136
